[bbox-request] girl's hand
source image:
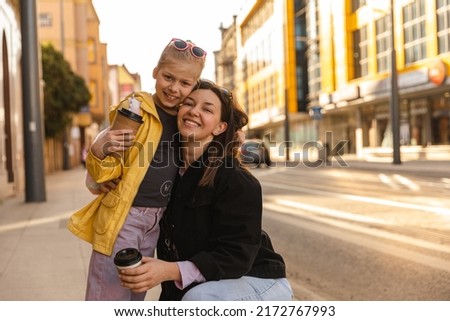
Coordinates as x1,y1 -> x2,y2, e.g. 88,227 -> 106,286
90,128 -> 136,159
99,178 -> 121,193
85,169 -> 120,194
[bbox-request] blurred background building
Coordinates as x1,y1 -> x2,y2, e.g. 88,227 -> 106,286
37,0 -> 130,171
0,0 -> 140,201
1,0 -> 23,200
215,0 -> 450,161
1,0 -> 449,201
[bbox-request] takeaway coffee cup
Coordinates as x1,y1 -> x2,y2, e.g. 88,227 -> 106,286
110,108 -> 143,135
114,248 -> 143,270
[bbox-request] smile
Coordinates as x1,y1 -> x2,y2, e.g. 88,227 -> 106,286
183,119 -> 201,127
165,92 -> 178,101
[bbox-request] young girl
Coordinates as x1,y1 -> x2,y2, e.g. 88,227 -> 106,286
67,39 -> 206,300
119,80 -> 293,301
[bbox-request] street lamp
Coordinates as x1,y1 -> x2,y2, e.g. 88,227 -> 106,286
369,0 -> 402,164
389,0 -> 401,164
20,0 -> 47,202
284,89 -> 291,161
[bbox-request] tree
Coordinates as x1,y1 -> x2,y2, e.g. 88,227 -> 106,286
41,44 -> 91,137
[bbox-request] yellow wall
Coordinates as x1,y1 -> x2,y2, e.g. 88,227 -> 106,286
319,0 -> 335,92
284,0 -> 297,113
319,0 -> 450,94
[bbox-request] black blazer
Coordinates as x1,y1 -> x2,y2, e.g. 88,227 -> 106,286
157,155 -> 286,300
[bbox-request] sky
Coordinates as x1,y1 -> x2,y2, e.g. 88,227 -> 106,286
92,0 -> 245,92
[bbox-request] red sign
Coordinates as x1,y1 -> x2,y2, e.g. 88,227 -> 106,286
428,60 -> 447,86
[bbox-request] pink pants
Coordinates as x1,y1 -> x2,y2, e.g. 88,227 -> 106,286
85,206 -> 164,300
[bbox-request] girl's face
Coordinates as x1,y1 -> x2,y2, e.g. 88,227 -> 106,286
152,58 -> 202,114
177,89 -> 227,144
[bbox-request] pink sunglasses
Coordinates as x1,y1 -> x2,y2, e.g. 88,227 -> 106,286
169,38 -> 207,60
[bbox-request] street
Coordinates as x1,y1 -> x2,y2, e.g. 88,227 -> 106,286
249,163 -> 450,300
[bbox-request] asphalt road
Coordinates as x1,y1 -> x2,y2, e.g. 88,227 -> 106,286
250,164 -> 450,300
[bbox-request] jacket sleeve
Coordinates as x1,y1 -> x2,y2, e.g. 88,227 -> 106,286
189,166 -> 263,280
85,150 -> 123,183
85,102 -> 124,183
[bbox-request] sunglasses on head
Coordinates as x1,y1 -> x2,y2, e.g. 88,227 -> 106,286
169,38 -> 207,60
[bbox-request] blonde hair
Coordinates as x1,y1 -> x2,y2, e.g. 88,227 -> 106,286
157,41 -> 206,73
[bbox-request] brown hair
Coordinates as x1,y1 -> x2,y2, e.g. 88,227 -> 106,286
195,80 -> 249,187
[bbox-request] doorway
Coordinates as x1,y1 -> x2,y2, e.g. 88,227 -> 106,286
2,31 -> 14,183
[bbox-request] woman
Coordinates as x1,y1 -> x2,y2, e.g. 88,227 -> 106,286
119,80 -> 293,301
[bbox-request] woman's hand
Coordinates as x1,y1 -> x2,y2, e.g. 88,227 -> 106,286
119,257 -> 181,293
90,128 -> 136,159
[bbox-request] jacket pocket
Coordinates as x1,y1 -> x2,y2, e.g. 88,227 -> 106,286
94,191 -> 121,234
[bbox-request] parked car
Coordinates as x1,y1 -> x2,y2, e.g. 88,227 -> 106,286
240,140 -> 273,167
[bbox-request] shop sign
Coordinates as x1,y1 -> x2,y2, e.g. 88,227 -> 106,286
331,85 -> 359,103
309,106 -> 323,120
398,68 -> 428,88
428,59 -> 446,86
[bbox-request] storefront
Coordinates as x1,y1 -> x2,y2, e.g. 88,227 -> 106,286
320,59 -> 450,160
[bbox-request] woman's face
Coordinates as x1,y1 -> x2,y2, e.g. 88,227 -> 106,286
177,89 -> 227,144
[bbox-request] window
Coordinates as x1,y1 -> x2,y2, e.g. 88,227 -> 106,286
375,15 -> 391,73
353,26 -> 369,78
352,0 -> 367,12
295,14 -> 308,51
88,38 -> 96,64
436,0 -> 450,54
307,50 -> 321,97
306,0 -> 320,97
241,0 -> 274,43
403,0 -> 427,64
89,81 -> 97,106
39,13 -> 52,27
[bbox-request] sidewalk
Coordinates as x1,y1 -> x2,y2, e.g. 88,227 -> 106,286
0,166 -> 93,300
0,159 -> 448,300
0,166 -> 160,300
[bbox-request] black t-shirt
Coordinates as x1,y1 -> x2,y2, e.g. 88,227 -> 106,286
132,105 -> 180,207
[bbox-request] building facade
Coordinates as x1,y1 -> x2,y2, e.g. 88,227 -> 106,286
215,0 -> 450,161
37,0 -> 110,169
314,0 -> 450,160
214,15 -> 239,92
0,0 -> 24,199
215,0 -> 311,160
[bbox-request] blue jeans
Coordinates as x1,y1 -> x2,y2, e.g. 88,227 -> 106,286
181,276 -> 293,301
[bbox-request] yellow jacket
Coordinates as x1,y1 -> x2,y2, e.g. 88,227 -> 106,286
67,91 -> 162,256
